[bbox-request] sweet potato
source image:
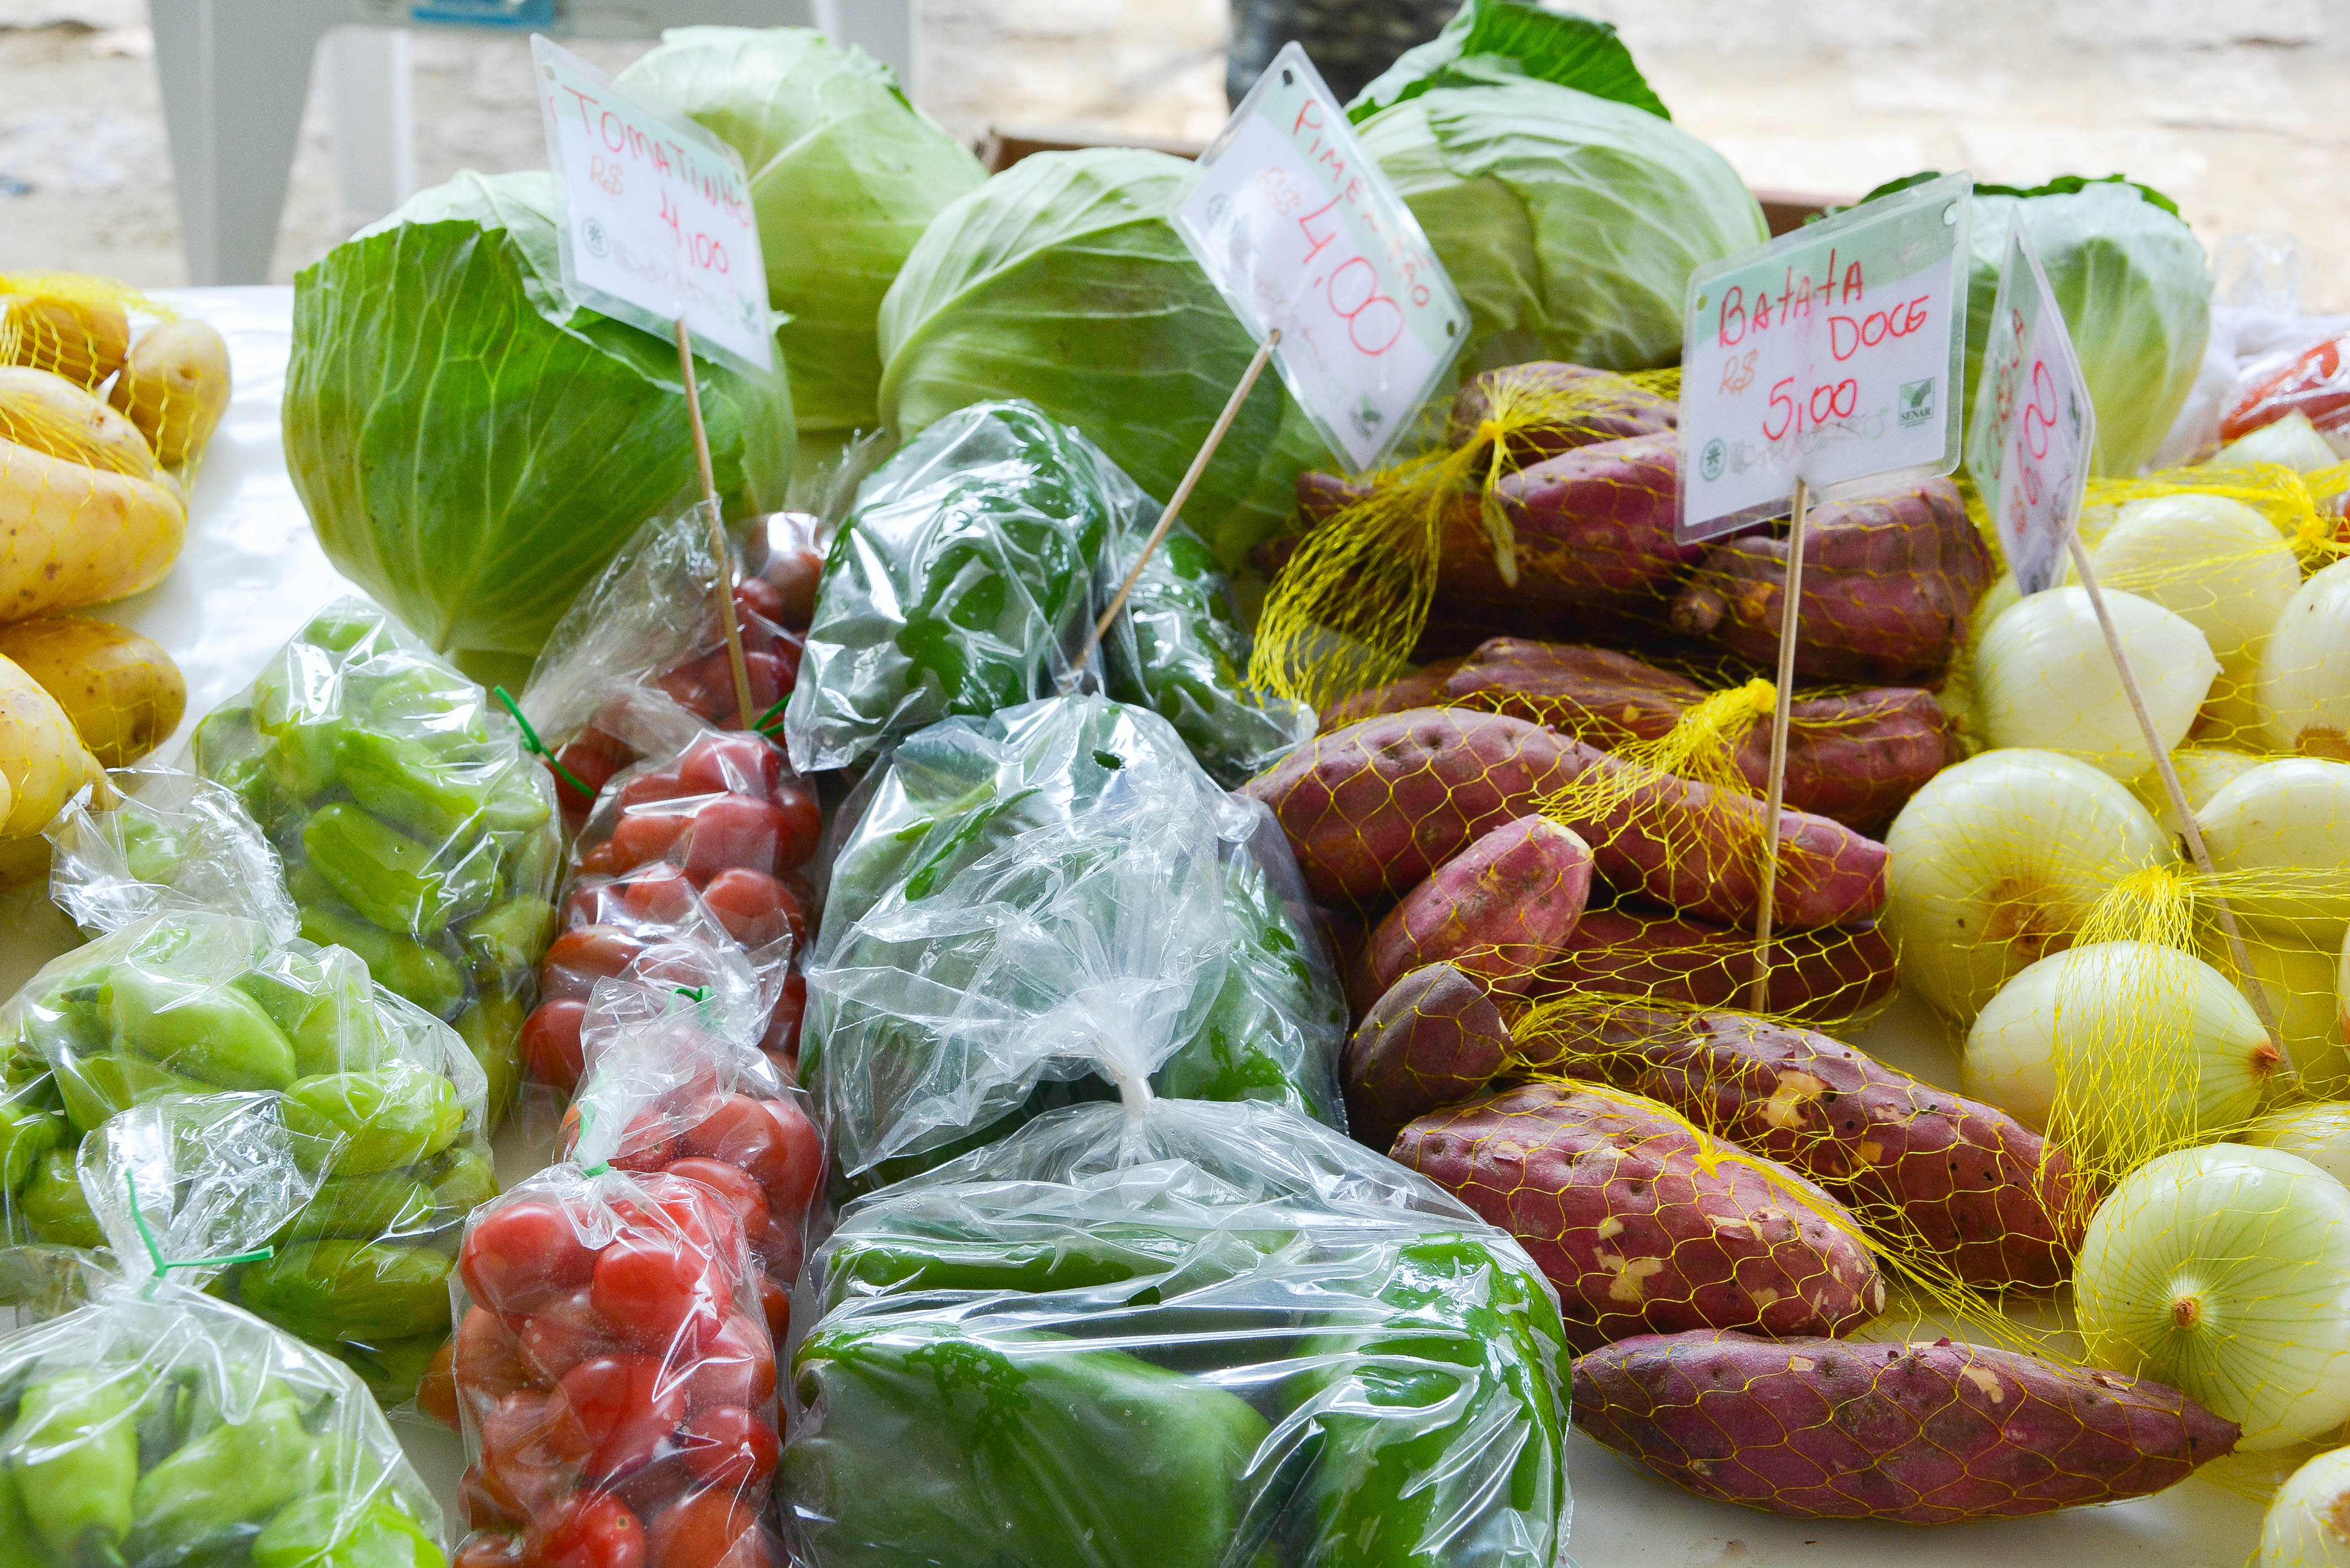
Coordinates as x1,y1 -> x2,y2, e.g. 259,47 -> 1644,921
1436,638 -> 1701,746
1669,476 -> 1993,684
1547,737 -> 1889,930
1342,962 -> 1514,1152
1317,657 -> 1466,731
1745,686 -> 1954,838
1573,1331 -> 2238,1523
1348,815 -> 1593,1014
1241,708 -> 1574,903
1445,362 -> 1676,466
1532,904 -> 1897,1023
1394,1082 -> 1883,1352
1523,1004 -> 2083,1288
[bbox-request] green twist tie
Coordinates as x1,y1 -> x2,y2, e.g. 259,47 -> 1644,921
491,685 -> 594,800
126,1170 -> 273,1286
752,698 -> 790,736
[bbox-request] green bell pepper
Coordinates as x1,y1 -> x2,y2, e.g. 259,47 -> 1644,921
238,1241 -> 455,1343
335,730 -> 492,846
19,1147 -> 103,1247
254,1494 -> 447,1568
51,1050 -> 211,1138
0,1103 -> 60,1194
0,1461 -> 40,1564
294,891 -> 467,1020
127,1396 -> 321,1562
297,604 -> 380,656
302,804 -> 494,938
457,898 -> 556,985
334,1330 -> 450,1410
788,1322 -> 1268,1568
105,964 -> 298,1091
425,1147 -> 497,1221
233,952 -> 391,1079
281,1064 -> 464,1176
454,989 -> 524,1127
281,1173 -> 436,1244
6,1368 -> 142,1562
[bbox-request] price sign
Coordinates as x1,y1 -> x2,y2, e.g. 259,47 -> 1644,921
533,35 -> 773,376
1677,172 -> 1973,542
1174,42 -> 1466,472
1966,215 -> 2095,596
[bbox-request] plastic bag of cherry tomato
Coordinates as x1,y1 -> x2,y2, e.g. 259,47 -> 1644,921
443,1160 -> 787,1568
2223,330 -> 2350,443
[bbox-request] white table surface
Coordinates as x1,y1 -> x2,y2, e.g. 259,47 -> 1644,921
0,287 -> 2274,1567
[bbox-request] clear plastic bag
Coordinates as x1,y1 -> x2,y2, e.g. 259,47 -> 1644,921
188,599 -> 564,1123
805,693 -> 1346,1187
784,1093 -> 1571,1568
0,1093 -> 447,1567
2,772 -> 498,1406
445,1154 -> 786,1567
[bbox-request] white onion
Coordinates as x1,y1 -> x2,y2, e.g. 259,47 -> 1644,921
2201,758 -> 2350,949
2133,746 -> 2267,839
2257,1444 -> 2350,1566
2213,410 -> 2344,475
2227,933 -> 2350,1091
1975,585 -> 2220,780
2263,560 -> 2350,758
2077,1143 -> 2350,1451
1962,942 -> 2278,1155
2245,1104 -> 2350,1187
1886,750 -> 2174,1023
2082,494 -> 2301,668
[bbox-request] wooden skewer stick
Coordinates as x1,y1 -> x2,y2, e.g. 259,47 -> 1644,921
674,316 -> 757,732
1748,478 -> 1810,1014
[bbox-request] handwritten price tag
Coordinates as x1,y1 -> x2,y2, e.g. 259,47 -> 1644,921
1676,172 -> 1973,542
1966,216 -> 2095,596
1174,42 -> 1466,472
533,35 -> 773,376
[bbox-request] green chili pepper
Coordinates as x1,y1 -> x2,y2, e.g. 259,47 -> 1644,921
458,898 -> 556,983
6,1369 -> 142,1562
484,766 -> 552,836
231,949 -> 387,1079
298,605 -> 381,656
0,1103 -> 60,1194
345,666 -> 484,743
50,1050 -> 211,1137
281,1173 -> 435,1244
19,1148 -> 103,1247
334,730 -> 493,846
253,1494 -> 447,1568
127,1395 -> 321,1562
302,804 -> 494,938
335,1330 -> 451,1411
260,711 -> 355,804
237,1241 -> 455,1344
281,1064 -> 464,1176
0,1461 -> 39,1564
453,989 -> 524,1126
294,892 -> 468,1020
426,1147 -> 498,1219
105,964 -> 298,1091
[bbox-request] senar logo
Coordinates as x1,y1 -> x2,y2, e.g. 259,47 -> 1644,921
1898,377 -> 1935,427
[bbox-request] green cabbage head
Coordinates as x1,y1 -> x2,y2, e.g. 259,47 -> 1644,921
878,147 -> 1326,572
285,170 -> 793,675
616,26 -> 984,457
1355,66 -> 1767,374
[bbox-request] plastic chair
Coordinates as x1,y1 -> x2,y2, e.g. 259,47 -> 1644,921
149,0 -> 919,285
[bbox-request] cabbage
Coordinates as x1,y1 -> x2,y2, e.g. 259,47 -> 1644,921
286,170 -> 793,674
1964,179 -> 2210,475
878,147 -> 1322,571
615,27 -> 983,455
1354,66 -> 1766,375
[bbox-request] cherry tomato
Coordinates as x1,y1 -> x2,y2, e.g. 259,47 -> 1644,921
664,1158 -> 770,1245
470,1390 -> 589,1523
532,1491 -> 648,1568
675,1405 -> 779,1490
615,770 -> 695,815
521,999 -> 590,1094
575,841 -> 624,880
621,867 -> 699,925
608,1107 -> 685,1173
676,734 -> 784,800
757,1098 -> 822,1223
677,1097 -> 798,1195
592,1235 -> 727,1355
756,1228 -> 803,1293
463,1200 -> 599,1318
677,796 -> 787,884
560,1353 -> 691,1483
554,735 -> 625,821
758,974 -> 805,1076
734,576 -> 784,627
418,1339 -> 461,1430
761,546 -> 822,629
647,1493 -> 766,1568
673,1315 -> 777,1414
696,869 -> 797,950
518,1286 -> 621,1382
754,1272 -> 789,1345
770,783 -> 822,870
610,812 -> 692,874
541,927 -> 645,1004
453,1534 -> 527,1568
453,1305 -> 536,1405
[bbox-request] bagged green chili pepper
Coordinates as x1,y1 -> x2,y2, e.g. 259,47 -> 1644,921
2,772 -> 499,1408
785,1093 -> 1571,1568
0,1094 -> 445,1568
804,693 -> 1345,1187
189,600 -> 562,1123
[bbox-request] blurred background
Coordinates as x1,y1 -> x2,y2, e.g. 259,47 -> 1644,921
2,0 -> 2345,307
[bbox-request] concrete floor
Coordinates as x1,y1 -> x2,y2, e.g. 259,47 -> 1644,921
1,1 -> 2348,311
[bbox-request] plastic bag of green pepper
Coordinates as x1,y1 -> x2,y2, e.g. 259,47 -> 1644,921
0,1094 -> 447,1568
784,1092 -> 1572,1568
2,772 -> 500,1407
189,600 -> 564,1124
804,693 -> 1345,1189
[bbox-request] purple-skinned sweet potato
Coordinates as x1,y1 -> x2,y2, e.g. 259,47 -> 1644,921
1241,709 -> 1575,904
1669,476 -> 1993,683
1523,1004 -> 2085,1289
1572,1331 -> 2238,1523
1531,905 -> 1897,1023
1341,962 -> 1514,1152
1445,361 -> 1676,467
1394,1082 -> 1883,1352
1742,686 -> 1954,838
1317,657 -> 1467,732
1347,815 -> 1593,1014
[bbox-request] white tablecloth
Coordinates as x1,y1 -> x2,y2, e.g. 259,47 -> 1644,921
0,287 -> 2274,1567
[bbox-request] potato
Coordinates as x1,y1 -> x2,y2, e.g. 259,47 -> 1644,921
0,617 -> 184,767
1538,904 -> 1898,1023
1,291 -> 130,389
109,319 -> 231,465
0,651 -> 102,843
1342,962 -> 1515,1152
1573,1330 -> 2238,1523
0,365 -> 155,476
1393,1081 -> 1883,1351
0,436 -> 186,619
1348,815 -> 1592,1014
